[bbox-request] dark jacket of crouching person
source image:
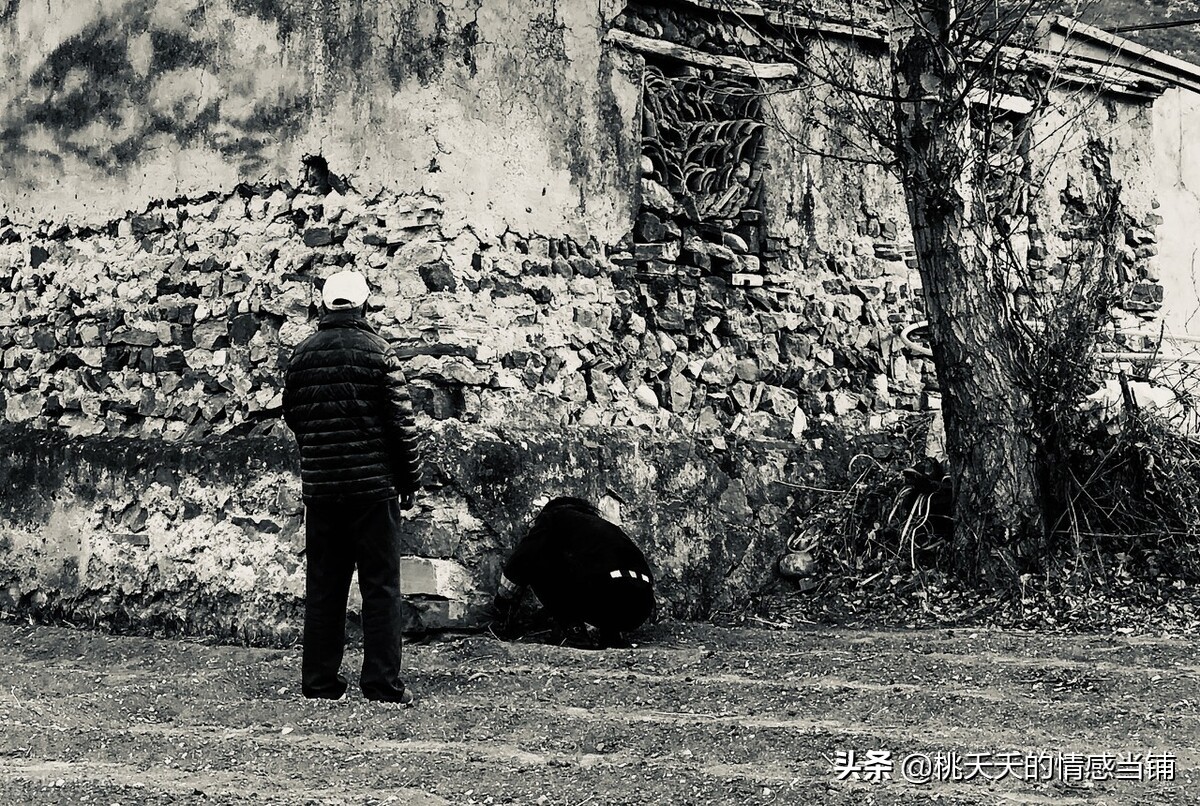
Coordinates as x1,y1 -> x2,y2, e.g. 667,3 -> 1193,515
493,497 -> 655,647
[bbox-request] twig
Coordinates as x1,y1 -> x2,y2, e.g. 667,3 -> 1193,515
776,480 -> 850,494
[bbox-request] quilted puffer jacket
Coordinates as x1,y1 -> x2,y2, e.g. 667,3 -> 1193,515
282,310 -> 423,502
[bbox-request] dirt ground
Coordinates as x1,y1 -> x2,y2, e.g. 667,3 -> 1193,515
0,619 -> 1195,806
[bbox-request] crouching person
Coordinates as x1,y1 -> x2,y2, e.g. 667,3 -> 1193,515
492,496 -> 655,648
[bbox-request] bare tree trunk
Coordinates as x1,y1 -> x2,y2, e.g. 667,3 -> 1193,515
892,4 -> 1045,583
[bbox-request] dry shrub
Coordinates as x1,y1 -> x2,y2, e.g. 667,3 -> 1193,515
1055,402 -> 1200,580
787,414 -> 951,580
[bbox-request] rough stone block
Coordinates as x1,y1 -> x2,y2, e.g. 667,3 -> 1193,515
685,237 -> 735,263
662,373 -> 693,412
110,327 -> 158,347
29,245 -> 51,269
570,256 -> 600,278
730,381 -> 753,411
303,227 -> 334,247
634,383 -> 659,410
634,241 -> 680,262
734,358 -> 759,383
640,179 -> 679,215
651,304 -> 686,333
401,597 -> 487,631
683,249 -> 712,270
829,390 -> 860,416
1126,226 -> 1156,245
228,314 -> 260,346
636,211 -> 666,242
5,391 -> 42,422
31,330 -> 57,352
700,347 -> 737,386
734,254 -> 760,274
419,260 -> 457,292
399,557 -> 474,599
790,407 -> 808,440
722,232 -> 750,253
761,385 -> 798,416
1125,282 -> 1164,311
131,213 -> 168,237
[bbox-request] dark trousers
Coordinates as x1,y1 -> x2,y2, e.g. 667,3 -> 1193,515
302,497 -> 407,700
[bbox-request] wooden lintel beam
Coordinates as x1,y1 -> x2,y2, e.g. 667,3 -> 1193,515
966,88 -> 1035,115
766,12 -> 887,43
606,28 -> 799,80
673,0 -> 766,18
990,47 -> 1170,98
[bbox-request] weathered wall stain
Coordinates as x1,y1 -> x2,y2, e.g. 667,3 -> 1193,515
461,16 -> 480,77
1,0 -> 309,180
228,0 -> 298,40
0,0 -> 640,240
384,1 -> 451,88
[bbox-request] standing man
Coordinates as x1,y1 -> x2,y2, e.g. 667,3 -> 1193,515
492,496 -> 655,648
283,269 -> 423,703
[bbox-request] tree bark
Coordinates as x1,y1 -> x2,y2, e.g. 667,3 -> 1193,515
892,4 -> 1045,583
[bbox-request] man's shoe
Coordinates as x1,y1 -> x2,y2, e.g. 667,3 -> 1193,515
365,685 -> 415,706
302,672 -> 349,700
598,630 -> 632,649
558,622 -> 604,650
302,685 -> 348,701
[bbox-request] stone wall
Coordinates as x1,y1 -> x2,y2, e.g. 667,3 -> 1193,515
0,0 -> 1186,642
0,163 -> 897,638
0,418 -> 825,640
0,425 -> 308,642
0,168 -> 922,441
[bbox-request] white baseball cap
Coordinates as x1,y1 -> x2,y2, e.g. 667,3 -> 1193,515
322,270 -> 369,309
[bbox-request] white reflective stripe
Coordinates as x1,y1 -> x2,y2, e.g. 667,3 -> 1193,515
498,573 -> 521,597
609,569 -> 652,583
